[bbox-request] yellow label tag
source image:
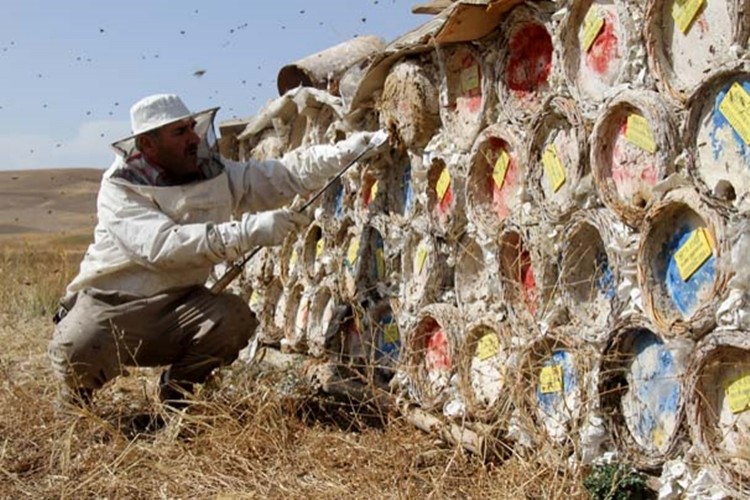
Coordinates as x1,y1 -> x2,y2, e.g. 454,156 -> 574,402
316,238 -> 325,258
653,426 -> 667,449
539,365 -> 564,394
347,238 -> 360,266
671,0 -> 705,34
249,290 -> 260,308
415,243 -> 428,274
581,6 -> 605,52
460,64 -> 480,93
674,228 -> 713,281
289,249 -> 298,269
625,114 -> 657,154
719,82 -> 750,146
376,248 -> 385,278
384,323 -> 399,345
493,150 -> 510,190
542,144 -> 566,193
726,375 -> 750,414
436,168 -> 451,202
370,180 -> 379,201
476,332 -> 499,361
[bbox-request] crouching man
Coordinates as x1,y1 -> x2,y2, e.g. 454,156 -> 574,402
48,93 -> 386,408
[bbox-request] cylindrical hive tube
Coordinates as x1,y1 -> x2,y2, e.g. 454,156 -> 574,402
638,187 -> 728,338
306,282 -> 339,358
280,232 -> 303,286
254,277 -> 284,345
403,303 -> 463,411
300,223 -> 330,284
456,317 -> 515,422
365,300 -> 402,386
466,123 -> 526,237
514,331 -> 593,449
378,58 -> 441,150
338,223 -> 388,300
400,227 -> 453,314
436,43 -> 492,152
526,96 -> 592,223
645,0 -> 750,104
687,328 -> 750,497
560,0 -> 645,110
494,2 -> 556,121
454,234 -> 502,316
425,156 -> 467,238
590,89 -> 678,227
684,66 -> 750,206
560,209 -> 623,335
282,281 -> 310,353
598,316 -> 691,470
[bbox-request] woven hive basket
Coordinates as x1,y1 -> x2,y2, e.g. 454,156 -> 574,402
402,303 -> 464,411
424,155 -> 467,239
456,316 -> 515,423
513,329 -> 594,452
253,277 -> 284,345
638,187 -> 729,338
493,1 -> 557,123
378,58 -> 441,150
299,223 -> 332,285
282,280 -> 311,353
306,282 -> 339,358
337,222 -> 388,301
645,0 -> 750,105
363,300 -> 402,386
454,233 -> 503,317
560,0 -> 645,112
436,43 -> 493,152
590,88 -> 678,228
560,208 -> 625,336
279,232 -> 303,287
466,123 -> 527,238
598,315 -> 691,471
399,226 -> 453,315
683,64 -> 750,207
526,95 -> 593,224
687,328 -> 750,498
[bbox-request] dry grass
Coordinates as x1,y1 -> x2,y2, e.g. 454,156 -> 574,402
0,240 -> 590,499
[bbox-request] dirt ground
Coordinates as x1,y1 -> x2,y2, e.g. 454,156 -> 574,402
0,168 -> 594,498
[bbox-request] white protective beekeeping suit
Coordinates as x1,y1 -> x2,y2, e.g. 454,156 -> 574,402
66,103 -> 386,299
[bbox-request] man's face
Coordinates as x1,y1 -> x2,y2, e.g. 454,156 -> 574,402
141,118 -> 201,178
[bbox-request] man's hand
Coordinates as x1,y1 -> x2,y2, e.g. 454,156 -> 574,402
339,129 -> 391,163
240,208 -> 312,248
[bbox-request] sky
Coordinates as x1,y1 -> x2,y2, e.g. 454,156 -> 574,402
0,0 -> 425,171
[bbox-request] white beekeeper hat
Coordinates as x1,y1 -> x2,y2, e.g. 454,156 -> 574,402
111,93 -> 219,156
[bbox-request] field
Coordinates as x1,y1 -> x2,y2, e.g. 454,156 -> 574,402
0,169 -> 600,498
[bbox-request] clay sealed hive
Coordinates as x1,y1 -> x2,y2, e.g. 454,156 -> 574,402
526,96 -> 592,223
253,277 -> 284,345
282,281 -> 311,353
425,156 -> 466,238
645,0 -> 750,104
400,229 -> 452,314
300,223 -> 330,283
456,317 -> 515,423
590,89 -> 678,227
687,329 -> 750,498
560,0 -> 645,110
403,303 -> 463,411
684,66 -> 750,206
493,2 -> 556,121
514,331 -> 593,448
466,123 -> 526,237
338,223 -> 387,301
598,316 -> 690,470
378,58 -> 441,150
638,187 -> 728,338
364,300 -> 402,385
306,283 -> 338,358
436,43 -> 492,152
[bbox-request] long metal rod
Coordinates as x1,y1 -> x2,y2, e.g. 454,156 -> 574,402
210,141 -> 382,295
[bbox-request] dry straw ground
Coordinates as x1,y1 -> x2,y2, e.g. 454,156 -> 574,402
0,169 -> 590,498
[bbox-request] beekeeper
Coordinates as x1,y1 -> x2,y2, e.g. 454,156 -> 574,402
48,93 -> 386,408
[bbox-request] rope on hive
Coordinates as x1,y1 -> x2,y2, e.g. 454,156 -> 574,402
645,0 -> 750,105
526,95 -> 595,224
637,187 -> 730,339
466,122 -> 527,238
590,88 -> 678,228
560,0 -> 647,113
597,315 -> 693,471
686,328 -> 750,498
683,62 -> 750,207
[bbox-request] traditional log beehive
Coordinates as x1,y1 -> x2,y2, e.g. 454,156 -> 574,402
221,0 -> 750,487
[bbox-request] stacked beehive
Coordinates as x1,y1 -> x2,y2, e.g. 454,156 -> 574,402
221,0 -> 750,493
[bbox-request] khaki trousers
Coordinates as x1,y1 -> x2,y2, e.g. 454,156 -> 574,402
48,286 -> 256,391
